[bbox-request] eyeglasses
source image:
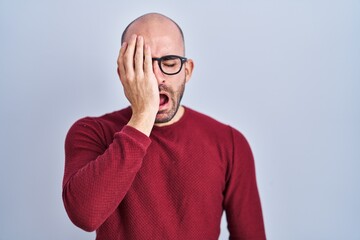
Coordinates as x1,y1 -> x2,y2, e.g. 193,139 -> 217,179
152,55 -> 187,75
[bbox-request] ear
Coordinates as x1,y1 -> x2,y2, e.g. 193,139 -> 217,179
184,59 -> 194,83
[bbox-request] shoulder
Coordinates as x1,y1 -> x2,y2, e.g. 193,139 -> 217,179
71,107 -> 131,129
185,107 -> 229,130
184,107 -> 238,141
66,107 -> 132,142
185,106 -> 251,144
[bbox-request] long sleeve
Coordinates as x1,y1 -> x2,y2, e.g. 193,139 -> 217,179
223,128 -> 266,240
62,118 -> 151,232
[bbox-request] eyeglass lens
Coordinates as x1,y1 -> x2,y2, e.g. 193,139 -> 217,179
159,56 -> 183,75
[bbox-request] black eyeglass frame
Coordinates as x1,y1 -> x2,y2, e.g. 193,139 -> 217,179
152,55 -> 188,75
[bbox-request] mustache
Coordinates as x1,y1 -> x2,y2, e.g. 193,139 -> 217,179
158,76 -> 186,93
158,84 -> 171,93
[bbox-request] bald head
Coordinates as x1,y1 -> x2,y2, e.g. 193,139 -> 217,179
121,13 -> 185,53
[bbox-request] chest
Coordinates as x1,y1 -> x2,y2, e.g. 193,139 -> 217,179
133,136 -> 228,200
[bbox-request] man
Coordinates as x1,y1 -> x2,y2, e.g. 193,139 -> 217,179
62,13 -> 266,240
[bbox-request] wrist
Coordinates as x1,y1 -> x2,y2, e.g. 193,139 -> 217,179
127,110 -> 157,137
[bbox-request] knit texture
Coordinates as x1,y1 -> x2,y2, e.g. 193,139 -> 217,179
62,107 -> 266,240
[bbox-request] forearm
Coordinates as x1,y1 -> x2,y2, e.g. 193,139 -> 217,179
62,125 -> 151,231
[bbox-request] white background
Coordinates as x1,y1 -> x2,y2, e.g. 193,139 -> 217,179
1,0 -> 359,239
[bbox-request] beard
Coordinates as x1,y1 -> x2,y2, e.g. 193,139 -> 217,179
155,78 -> 186,124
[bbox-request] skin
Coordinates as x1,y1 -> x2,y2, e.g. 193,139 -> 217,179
117,13 -> 194,136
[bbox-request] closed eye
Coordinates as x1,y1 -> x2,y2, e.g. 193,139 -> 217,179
163,62 -> 176,67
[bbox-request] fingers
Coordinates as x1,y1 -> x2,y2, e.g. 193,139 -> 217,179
143,44 -> 153,75
124,35 -> 138,78
134,36 -> 144,76
117,41 -> 127,80
118,34 -> 150,82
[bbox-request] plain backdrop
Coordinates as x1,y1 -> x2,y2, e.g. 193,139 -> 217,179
1,0 -> 359,239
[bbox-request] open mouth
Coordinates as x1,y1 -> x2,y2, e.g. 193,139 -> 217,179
159,94 -> 169,107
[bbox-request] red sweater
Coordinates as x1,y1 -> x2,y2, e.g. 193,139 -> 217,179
63,107 -> 266,240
